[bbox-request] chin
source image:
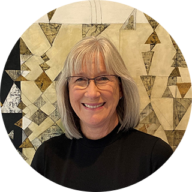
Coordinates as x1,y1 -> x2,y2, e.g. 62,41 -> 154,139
83,117 -> 106,127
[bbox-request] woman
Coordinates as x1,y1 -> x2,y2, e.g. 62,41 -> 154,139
31,36 -> 173,191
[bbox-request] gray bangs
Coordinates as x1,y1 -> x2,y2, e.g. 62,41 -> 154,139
65,41 -> 114,77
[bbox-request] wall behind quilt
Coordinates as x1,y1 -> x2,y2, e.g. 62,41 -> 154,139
0,0 -> 191,166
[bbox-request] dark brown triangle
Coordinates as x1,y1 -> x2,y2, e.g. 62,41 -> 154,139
145,31 -> 161,45
39,23 -> 62,45
14,118 -> 22,128
170,67 -> 181,77
15,75 -> 28,81
176,83 -> 191,98
18,101 -> 27,110
19,138 -> 34,148
47,9 -> 56,21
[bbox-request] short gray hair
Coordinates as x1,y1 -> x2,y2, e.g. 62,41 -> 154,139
56,36 -> 140,139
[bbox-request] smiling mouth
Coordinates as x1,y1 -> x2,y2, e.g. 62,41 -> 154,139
82,102 -> 106,109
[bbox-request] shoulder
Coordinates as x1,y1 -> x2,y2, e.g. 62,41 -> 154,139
133,128 -> 174,158
122,128 -> 161,144
121,128 -> 173,155
37,134 -> 73,154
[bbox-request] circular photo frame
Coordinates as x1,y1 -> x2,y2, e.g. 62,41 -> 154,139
0,0 -> 192,192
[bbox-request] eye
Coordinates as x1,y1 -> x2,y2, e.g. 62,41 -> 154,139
97,76 -> 109,81
75,77 -> 87,82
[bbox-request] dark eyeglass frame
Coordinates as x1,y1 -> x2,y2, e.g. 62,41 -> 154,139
67,75 -> 119,89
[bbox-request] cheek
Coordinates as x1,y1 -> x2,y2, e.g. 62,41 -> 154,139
112,85 -> 121,100
105,89 -> 120,106
69,89 -> 82,109
69,87 -> 76,108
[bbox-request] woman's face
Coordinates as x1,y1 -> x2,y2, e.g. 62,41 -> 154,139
68,54 -> 122,129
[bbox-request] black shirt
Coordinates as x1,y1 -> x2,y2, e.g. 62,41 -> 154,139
31,124 -> 173,191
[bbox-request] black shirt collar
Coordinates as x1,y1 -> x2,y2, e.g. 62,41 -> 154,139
78,123 -> 122,148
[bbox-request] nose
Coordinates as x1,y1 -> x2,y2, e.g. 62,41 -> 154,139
84,80 -> 100,98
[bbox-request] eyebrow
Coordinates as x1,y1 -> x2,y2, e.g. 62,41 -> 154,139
74,71 -> 110,76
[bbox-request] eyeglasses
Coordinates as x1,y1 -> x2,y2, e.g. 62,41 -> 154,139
67,75 -> 119,90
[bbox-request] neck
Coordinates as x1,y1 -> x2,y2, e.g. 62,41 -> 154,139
80,115 -> 119,140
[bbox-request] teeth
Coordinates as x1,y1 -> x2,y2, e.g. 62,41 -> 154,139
84,103 -> 104,109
